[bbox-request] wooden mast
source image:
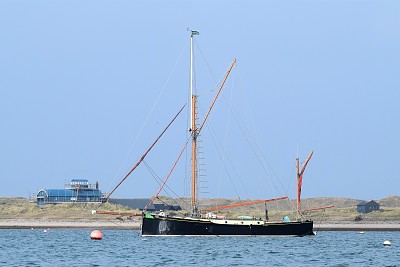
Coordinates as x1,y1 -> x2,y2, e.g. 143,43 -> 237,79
189,30 -> 236,216
191,95 -> 198,215
190,30 -> 198,216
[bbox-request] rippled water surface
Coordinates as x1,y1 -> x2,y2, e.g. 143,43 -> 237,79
0,229 -> 399,266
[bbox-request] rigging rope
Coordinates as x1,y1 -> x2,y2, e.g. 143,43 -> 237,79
142,160 -> 192,212
107,41 -> 188,195
142,161 -> 178,199
216,82 -> 234,209
104,105 -> 186,201
216,63 -> 288,199
194,67 -> 245,201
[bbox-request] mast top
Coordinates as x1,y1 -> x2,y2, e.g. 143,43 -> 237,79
190,30 -> 200,37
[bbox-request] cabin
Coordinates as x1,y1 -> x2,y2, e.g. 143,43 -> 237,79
36,179 -> 103,206
153,203 -> 182,211
357,200 -> 380,213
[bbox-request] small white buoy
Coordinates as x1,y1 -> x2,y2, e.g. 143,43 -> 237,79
359,231 -> 364,234
383,240 -> 391,246
43,229 -> 47,233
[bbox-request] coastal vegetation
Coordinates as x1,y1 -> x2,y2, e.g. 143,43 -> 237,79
0,195 -> 399,223
0,197 -> 130,220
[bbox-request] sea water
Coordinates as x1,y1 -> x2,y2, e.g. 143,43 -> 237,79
0,229 -> 399,266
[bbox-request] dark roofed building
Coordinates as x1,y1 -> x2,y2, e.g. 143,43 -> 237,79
107,199 -> 182,212
357,200 -> 380,213
108,198 -> 156,211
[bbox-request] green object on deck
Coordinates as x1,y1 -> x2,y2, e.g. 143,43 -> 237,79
145,213 -> 154,219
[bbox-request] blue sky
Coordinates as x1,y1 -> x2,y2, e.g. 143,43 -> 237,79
0,1 -> 399,202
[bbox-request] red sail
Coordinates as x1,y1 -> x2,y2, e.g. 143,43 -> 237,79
297,150 -> 314,217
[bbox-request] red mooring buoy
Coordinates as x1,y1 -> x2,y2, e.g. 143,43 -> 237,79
90,230 -> 103,240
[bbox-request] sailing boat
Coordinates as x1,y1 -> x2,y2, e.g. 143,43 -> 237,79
102,31 -> 318,236
135,31 -> 314,236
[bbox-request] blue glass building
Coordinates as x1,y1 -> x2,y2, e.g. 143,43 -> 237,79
36,179 -> 104,206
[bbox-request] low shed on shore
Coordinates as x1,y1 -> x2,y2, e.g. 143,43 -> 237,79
357,200 -> 380,213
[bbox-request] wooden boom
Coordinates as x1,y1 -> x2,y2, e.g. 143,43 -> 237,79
93,210 -> 142,216
190,58 -> 237,216
301,205 -> 335,213
201,196 -> 288,212
197,59 -> 236,135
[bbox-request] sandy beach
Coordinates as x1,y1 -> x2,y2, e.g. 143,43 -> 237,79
0,219 -> 141,230
0,219 -> 399,231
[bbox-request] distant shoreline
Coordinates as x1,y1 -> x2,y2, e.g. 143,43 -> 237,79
0,219 -> 140,230
315,223 -> 400,231
0,219 -> 399,231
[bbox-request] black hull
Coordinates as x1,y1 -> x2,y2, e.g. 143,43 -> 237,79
141,216 -> 314,236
